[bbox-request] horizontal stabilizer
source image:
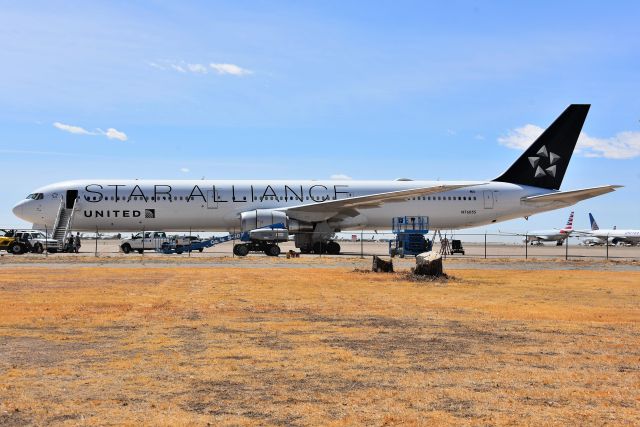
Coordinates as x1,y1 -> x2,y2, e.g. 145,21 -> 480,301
521,185 -> 622,206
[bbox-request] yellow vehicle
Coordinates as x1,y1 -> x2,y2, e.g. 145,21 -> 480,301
0,229 -> 28,255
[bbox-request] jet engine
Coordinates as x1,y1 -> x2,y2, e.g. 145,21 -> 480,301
240,209 -> 313,241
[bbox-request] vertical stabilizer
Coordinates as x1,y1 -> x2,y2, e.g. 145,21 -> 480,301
589,213 -> 599,231
494,104 -> 590,190
564,211 -> 574,231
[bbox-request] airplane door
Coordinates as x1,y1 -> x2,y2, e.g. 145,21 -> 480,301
66,190 -> 78,209
483,191 -> 494,209
206,190 -> 218,209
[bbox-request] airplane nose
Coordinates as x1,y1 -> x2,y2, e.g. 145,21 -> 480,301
12,201 -> 25,220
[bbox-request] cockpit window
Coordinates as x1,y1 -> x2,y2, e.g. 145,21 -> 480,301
26,193 -> 44,200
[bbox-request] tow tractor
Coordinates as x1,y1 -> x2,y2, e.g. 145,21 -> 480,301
0,229 -> 24,255
388,216 -> 432,258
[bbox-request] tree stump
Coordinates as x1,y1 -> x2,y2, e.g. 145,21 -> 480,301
372,255 -> 394,273
414,251 -> 443,276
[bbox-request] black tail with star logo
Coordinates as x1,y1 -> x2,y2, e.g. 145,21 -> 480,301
494,104 -> 590,190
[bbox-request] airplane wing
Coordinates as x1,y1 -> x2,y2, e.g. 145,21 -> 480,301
282,184 -> 478,223
521,185 -> 622,206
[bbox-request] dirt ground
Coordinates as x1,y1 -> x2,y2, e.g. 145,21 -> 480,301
0,267 -> 639,426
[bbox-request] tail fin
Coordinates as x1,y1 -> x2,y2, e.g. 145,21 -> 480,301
564,211 -> 574,230
589,213 -> 599,230
494,104 -> 590,190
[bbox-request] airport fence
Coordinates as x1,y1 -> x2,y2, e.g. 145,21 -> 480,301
1,226 -> 638,261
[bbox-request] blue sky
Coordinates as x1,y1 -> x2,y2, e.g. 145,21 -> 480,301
1,1 -> 639,232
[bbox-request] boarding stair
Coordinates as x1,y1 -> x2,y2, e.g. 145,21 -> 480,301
51,198 -> 77,251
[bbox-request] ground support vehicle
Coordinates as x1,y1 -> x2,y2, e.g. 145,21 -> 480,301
389,216 -> 432,258
451,239 -> 465,255
232,226 -> 289,257
120,231 -> 193,254
157,234 -> 240,254
1,229 -> 58,254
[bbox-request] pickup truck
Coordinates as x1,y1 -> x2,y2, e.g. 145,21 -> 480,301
120,232 -> 198,254
14,230 -> 59,253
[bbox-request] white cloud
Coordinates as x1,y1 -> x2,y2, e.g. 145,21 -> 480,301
209,63 -> 252,76
187,63 -> 208,74
180,167 -> 190,173
576,131 -> 640,159
53,122 -> 94,135
498,125 -> 640,159
100,128 -> 128,142
151,61 -> 252,76
148,61 -> 165,70
330,174 -> 353,180
53,122 -> 127,141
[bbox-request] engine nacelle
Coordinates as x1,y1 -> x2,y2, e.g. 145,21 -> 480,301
241,209 -> 288,232
240,209 -> 313,241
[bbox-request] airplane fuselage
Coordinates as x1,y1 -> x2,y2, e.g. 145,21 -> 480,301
583,229 -> 640,244
12,179 -> 564,232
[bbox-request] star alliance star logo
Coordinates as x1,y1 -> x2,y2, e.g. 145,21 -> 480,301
529,145 -> 560,179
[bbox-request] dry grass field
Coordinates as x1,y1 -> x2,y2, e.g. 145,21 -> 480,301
0,266 -> 639,426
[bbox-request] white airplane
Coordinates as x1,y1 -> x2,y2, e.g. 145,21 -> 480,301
525,211 -> 574,245
577,213 -> 640,246
12,104 -> 621,256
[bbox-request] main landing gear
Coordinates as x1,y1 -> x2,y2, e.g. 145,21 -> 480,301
303,241 -> 340,255
233,242 -> 281,257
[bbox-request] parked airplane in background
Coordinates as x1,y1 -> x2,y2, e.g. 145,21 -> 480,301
525,211 -> 574,245
12,104 -> 621,256
577,213 -> 640,246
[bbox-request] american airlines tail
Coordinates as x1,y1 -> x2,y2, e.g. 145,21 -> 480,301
589,213 -> 599,230
564,211 -> 574,231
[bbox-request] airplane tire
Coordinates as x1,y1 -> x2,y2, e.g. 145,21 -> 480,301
234,244 -> 249,257
326,241 -> 340,255
32,243 -> 44,254
121,244 -> 131,254
198,248 -> 204,253
175,245 -> 184,254
265,244 -> 280,257
312,241 -> 326,254
138,249 -> 144,254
